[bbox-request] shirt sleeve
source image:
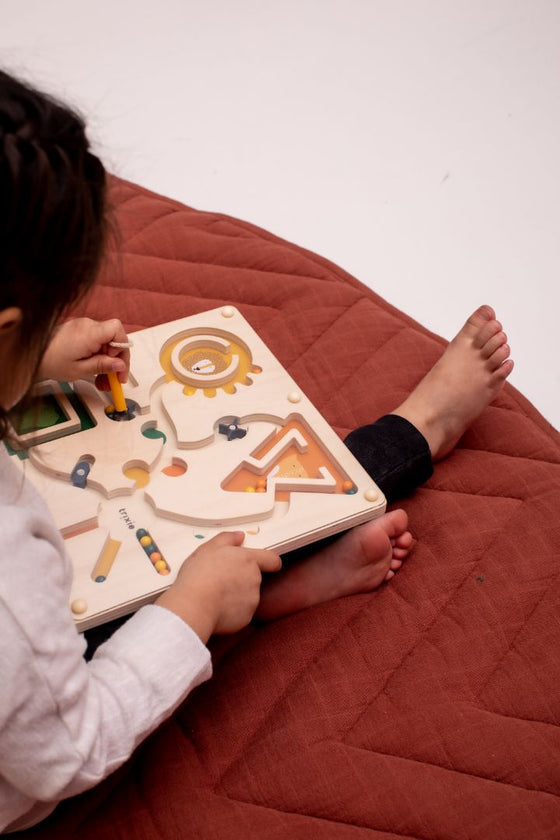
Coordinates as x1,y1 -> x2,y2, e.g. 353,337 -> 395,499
0,504 -> 212,805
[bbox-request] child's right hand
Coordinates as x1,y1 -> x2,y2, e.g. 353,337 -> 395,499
38,317 -> 130,384
155,531 -> 282,643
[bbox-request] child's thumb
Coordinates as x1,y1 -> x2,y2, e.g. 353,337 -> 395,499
83,355 -> 127,378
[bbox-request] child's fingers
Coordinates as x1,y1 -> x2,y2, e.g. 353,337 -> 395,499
94,317 -> 129,348
95,319 -> 131,373
199,532 -> 281,573
255,550 -> 282,573
80,354 -> 127,380
208,531 -> 246,548
94,373 -> 110,391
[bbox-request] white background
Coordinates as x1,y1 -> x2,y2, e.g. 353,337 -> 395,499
2,0 -> 559,428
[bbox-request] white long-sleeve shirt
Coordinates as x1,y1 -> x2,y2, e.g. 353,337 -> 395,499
0,448 -> 212,832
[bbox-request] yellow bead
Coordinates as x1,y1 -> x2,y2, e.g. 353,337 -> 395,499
140,535 -> 152,547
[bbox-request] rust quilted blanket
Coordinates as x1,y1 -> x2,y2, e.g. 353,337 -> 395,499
21,178 -> 560,840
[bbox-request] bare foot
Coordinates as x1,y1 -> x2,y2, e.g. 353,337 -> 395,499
392,305 -> 514,461
256,509 -> 412,621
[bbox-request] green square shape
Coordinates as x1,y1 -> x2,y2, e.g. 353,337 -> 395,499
11,392 -> 68,435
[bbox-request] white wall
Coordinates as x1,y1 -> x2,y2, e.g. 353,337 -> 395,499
2,0 -> 558,428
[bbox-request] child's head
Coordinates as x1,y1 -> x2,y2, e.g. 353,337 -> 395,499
0,70 -> 107,423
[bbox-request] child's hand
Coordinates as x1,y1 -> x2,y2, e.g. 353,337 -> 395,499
38,318 -> 130,385
156,532 -> 282,642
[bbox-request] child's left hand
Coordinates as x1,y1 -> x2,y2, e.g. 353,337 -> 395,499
38,318 -> 131,386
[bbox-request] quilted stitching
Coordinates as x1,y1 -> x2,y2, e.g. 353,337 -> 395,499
24,177 -> 560,840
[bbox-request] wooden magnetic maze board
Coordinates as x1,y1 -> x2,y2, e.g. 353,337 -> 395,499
8,306 -> 386,630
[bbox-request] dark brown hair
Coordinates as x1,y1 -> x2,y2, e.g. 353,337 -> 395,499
0,70 -> 108,437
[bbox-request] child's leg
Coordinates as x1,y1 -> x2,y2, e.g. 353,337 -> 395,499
345,414 -> 433,503
257,306 -> 513,621
345,304 -> 513,501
